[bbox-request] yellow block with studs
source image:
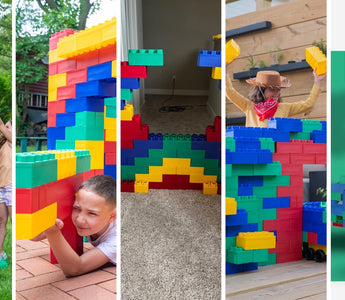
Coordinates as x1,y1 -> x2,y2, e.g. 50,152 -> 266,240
226,39 -> 240,64
226,197 -> 237,215
236,231 -> 276,250
306,46 -> 326,75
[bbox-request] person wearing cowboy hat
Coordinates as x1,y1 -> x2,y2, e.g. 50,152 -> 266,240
226,68 -> 326,127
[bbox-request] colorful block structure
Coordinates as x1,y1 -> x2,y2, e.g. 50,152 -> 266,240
306,46 -> 327,76
121,49 -> 221,194
225,117 -> 326,274
302,201 -> 327,262
16,19 -> 117,262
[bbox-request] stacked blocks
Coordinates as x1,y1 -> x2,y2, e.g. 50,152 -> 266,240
48,18 -> 117,180
303,202 -> 326,247
121,49 -> 221,194
226,118 -> 326,274
17,19 -> 116,262
306,46 -> 327,76
198,50 -> 222,81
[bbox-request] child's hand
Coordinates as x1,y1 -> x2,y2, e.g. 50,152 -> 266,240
313,68 -> 326,87
45,219 -> 64,233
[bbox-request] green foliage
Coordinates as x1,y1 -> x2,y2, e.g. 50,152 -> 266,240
0,72 -> 11,121
0,0 -> 12,72
313,38 -> 327,56
316,187 -> 327,199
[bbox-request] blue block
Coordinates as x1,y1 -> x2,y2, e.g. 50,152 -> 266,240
257,149 -> 272,163
235,137 -> 261,150
56,113 -> 76,127
87,62 -> 112,81
331,200 -> 344,217
226,209 -> 248,226
198,50 -> 221,67
121,78 -> 140,89
332,182 -> 345,194
104,164 -> 116,181
226,126 -> 265,138
239,176 -> 263,187
268,118 -> 302,132
148,133 -> 164,149
311,130 -> 326,143
66,97 -> 105,113
121,100 -> 126,110
225,262 -> 258,275
263,128 -> 291,142
238,185 -> 253,196
76,78 -> 116,98
226,223 -> 258,237
47,126 -> 65,150
263,197 -> 290,209
226,149 -> 258,164
121,149 -> 135,165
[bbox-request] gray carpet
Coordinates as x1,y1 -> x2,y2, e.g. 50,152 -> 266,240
121,190 -> 221,299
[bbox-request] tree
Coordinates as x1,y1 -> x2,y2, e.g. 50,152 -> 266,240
16,0 -> 101,135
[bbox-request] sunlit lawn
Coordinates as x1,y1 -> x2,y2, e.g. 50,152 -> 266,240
0,220 -> 12,300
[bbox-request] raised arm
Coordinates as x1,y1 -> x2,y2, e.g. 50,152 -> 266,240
0,118 -> 11,144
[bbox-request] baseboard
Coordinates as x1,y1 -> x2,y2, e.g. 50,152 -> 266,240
145,89 -> 209,96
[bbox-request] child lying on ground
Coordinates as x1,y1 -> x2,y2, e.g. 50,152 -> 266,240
32,175 -> 116,277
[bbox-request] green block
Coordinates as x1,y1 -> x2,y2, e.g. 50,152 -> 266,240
253,161 -> 282,176
104,97 -> 116,107
253,186 -> 277,198
323,210 -> 327,223
148,149 -> 163,166
226,237 -> 236,249
263,175 -> 290,187
121,89 -> 133,100
303,231 -> 308,242
16,153 -> 57,188
75,111 -> 104,127
290,132 -> 311,140
225,163 -> 232,177
225,189 -> 238,198
227,247 -> 253,264
259,138 -> 275,152
55,139 -> 75,150
134,157 -> 150,169
302,120 -> 322,133
253,249 -> 269,262
106,106 -> 116,118
190,150 -> 206,167
237,196 -> 262,211
331,192 -> 342,201
260,208 -> 277,221
232,164 -> 254,176
121,165 -> 136,180
76,150 -> 91,174
226,137 -> 236,151
259,253 -> 276,266
65,126 -> 104,140
128,49 -> 164,66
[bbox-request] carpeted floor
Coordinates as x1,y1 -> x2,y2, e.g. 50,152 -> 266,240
121,190 -> 221,299
140,94 -> 213,134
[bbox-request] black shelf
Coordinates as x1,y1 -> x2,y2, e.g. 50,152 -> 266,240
226,21 -> 272,39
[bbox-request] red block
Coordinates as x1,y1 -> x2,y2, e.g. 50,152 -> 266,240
303,142 -> 326,154
49,62 -> 58,76
281,163 -> 303,176
99,43 -> 117,64
316,153 -> 327,164
213,116 -> 221,132
272,153 -> 290,164
149,181 -> 165,189
67,68 -> 88,85
104,141 -> 116,153
122,180 -> 135,192
290,153 -> 316,164
289,175 -> 303,188
48,99 -> 66,114
217,183 -> 221,195
162,175 -> 177,189
57,84 -> 76,100
206,125 -> 221,142
49,29 -> 75,50
121,61 -> 147,78
276,141 -> 303,153
47,112 -> 56,127
77,50 -> 99,70
57,58 -> 77,73
105,153 -> 116,165
333,222 -> 343,227
307,232 -> 318,244
277,186 -> 303,201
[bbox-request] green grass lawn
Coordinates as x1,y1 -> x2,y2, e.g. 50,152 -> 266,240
0,220 -> 12,300
16,144 -> 47,153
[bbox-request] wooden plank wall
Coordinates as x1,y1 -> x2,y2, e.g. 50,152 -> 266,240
226,0 -> 327,121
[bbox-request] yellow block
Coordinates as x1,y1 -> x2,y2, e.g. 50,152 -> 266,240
48,89 -> 57,102
44,150 -> 77,180
16,203 -> 57,239
306,46 -> 326,75
226,39 -> 240,64
212,67 -> 221,80
226,197 -> 237,215
58,18 -> 117,58
48,73 -> 67,92
105,129 -> 116,142
134,180 -> 149,193
203,182 -> 218,194
236,231 -> 276,250
112,60 -> 117,78
75,140 -> 104,169
49,48 -> 66,64
104,110 -> 116,130
121,104 -> 134,121
147,166 -> 163,182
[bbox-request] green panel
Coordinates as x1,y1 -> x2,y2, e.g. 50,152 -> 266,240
258,253 -> 276,266
263,175 -> 290,187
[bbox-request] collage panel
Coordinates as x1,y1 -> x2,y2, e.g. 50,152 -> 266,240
225,0 -> 327,298
120,0 -> 221,299
15,1 -> 117,299
0,0 -> 12,298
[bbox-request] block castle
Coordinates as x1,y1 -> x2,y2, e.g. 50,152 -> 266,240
121,49 -> 221,194
16,18 -> 117,261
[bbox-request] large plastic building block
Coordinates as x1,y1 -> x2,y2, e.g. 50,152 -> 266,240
226,39 -> 240,64
49,29 -> 75,50
212,67 -> 221,80
198,50 -> 221,67
236,232 -> 276,250
75,140 -> 104,170
57,18 -> 116,59
121,61 -> 147,78
87,61 -> 112,81
48,73 -> 67,92
306,46 -> 326,75
67,68 -> 88,85
134,180 -> 149,193
76,79 -> 116,98
128,49 -> 163,66
66,97 -> 104,113
17,203 -> 57,239
203,182 -> 218,194
267,118 -> 302,132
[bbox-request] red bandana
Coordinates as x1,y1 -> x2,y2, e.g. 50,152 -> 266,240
253,98 -> 279,121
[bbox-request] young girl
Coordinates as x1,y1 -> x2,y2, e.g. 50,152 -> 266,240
226,68 -> 326,127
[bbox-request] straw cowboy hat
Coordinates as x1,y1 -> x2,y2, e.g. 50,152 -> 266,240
246,70 -> 291,88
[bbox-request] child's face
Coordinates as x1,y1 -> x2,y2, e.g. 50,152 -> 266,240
72,189 -> 116,239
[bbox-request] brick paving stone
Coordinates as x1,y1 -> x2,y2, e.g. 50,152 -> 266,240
20,284 -> 76,300
17,240 -> 47,251
98,279 -> 116,293
52,270 -> 115,291
69,284 -> 116,299
17,257 -> 61,276
17,269 -> 33,280
103,265 -> 116,275
16,247 -> 50,261
16,271 -> 66,292
15,292 -> 27,300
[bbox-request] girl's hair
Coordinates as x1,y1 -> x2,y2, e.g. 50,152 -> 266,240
79,175 -> 116,209
248,86 -> 282,103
